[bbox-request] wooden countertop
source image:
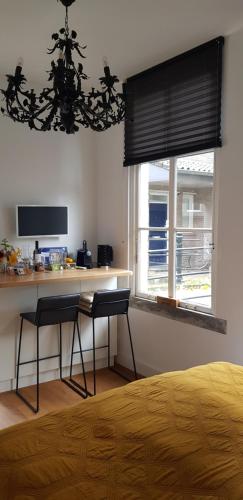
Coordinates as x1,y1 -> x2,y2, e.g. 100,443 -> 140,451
0,268 -> 132,289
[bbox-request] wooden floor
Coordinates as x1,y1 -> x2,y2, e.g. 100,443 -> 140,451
0,368 -> 128,431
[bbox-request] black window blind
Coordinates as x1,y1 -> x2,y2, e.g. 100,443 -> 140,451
124,37 -> 224,167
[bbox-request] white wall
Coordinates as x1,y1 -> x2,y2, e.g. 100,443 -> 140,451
95,27 -> 243,375
96,124 -> 129,267
0,118 -> 97,257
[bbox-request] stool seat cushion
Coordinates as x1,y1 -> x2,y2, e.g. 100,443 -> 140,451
79,291 -> 94,313
79,290 -> 109,313
79,291 -> 95,304
79,301 -> 93,313
20,312 -> 37,325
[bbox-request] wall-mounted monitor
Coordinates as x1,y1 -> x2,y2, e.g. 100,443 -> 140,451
16,205 -> 68,238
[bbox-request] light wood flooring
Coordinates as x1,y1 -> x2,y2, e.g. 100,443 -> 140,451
0,368 -> 128,431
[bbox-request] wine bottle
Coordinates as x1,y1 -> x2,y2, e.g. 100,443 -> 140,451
33,241 -> 39,270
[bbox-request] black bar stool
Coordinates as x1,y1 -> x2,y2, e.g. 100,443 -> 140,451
70,288 -> 137,396
16,294 -> 87,413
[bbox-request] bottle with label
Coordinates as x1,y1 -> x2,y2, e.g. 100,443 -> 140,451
33,241 -> 39,269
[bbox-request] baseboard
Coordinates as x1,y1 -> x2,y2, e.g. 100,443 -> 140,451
0,356 -> 151,394
116,352 -> 159,377
0,356 -> 114,393
0,380 -> 12,392
114,359 -> 144,379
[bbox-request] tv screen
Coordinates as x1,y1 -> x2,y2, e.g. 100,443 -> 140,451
16,206 -> 68,237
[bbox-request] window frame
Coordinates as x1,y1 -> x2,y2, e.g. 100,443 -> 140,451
129,150 -> 217,315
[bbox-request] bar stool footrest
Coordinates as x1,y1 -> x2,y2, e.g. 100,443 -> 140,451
61,377 -> 90,398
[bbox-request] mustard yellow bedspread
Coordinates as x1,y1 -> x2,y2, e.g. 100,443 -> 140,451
1,362 -> 243,499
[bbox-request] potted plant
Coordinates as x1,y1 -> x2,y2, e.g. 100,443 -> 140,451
0,239 -> 15,272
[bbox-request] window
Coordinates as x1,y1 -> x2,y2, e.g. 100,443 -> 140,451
132,151 -> 215,313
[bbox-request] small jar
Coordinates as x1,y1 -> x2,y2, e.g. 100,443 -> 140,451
0,255 -> 7,273
7,266 -> 15,276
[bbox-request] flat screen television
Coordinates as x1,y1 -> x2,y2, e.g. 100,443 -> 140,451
16,205 -> 68,237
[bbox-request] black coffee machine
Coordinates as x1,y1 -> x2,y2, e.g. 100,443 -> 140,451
76,240 -> 93,269
97,245 -> 113,267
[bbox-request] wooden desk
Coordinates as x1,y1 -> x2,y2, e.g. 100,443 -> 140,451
0,267 -> 132,392
0,267 -> 132,289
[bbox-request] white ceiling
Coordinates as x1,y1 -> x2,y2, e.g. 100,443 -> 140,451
0,0 -> 243,88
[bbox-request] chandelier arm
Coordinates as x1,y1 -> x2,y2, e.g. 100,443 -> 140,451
26,119 -> 44,132
76,100 -> 117,132
39,87 -> 55,99
6,93 -> 53,127
15,83 -> 55,104
76,105 -> 95,128
5,98 -> 24,123
74,99 -> 104,130
82,88 -> 124,128
25,101 -> 61,131
6,91 -> 30,123
15,93 -> 36,119
5,83 -> 38,120
41,103 -> 59,131
29,106 -> 59,130
14,89 -> 54,121
33,97 -> 57,119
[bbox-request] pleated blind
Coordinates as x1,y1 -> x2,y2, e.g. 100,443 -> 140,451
124,37 -> 224,167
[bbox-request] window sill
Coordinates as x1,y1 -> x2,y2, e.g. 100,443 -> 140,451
130,296 -> 227,335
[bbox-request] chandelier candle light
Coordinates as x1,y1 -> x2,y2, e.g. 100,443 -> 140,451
1,0 -> 125,134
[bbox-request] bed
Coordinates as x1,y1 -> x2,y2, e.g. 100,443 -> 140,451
0,362 -> 243,499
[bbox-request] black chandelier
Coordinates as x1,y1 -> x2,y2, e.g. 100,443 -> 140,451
1,0 -> 125,134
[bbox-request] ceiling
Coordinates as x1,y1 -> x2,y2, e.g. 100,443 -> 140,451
0,0 -> 243,89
